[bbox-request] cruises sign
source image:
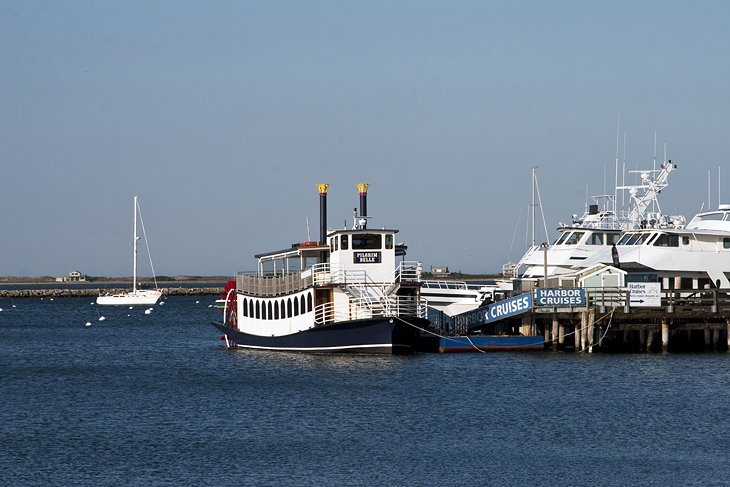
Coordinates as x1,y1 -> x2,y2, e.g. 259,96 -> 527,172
454,293 -> 533,329
535,288 -> 586,307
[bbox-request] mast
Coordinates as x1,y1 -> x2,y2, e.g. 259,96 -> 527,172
133,195 -> 138,293
531,167 -> 536,247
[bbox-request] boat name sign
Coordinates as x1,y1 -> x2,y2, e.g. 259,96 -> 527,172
535,288 -> 586,307
354,251 -> 381,264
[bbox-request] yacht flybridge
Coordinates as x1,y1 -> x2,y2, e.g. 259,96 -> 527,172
515,161 -> 684,282
580,204 -> 730,290
214,184 -> 430,353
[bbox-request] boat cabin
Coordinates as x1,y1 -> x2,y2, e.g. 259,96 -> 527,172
328,228 -> 398,283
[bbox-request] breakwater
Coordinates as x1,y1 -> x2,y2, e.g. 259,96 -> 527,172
0,287 -> 224,299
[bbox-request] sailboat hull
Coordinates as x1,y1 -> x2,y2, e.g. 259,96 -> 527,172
97,290 -> 162,306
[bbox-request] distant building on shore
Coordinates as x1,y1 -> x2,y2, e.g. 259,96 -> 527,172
56,271 -> 87,282
430,265 -> 450,277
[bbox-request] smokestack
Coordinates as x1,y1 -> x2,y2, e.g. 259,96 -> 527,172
316,183 -> 330,245
356,183 -> 369,228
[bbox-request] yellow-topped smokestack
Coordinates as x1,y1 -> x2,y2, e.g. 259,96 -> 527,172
316,183 -> 330,245
356,183 -> 369,227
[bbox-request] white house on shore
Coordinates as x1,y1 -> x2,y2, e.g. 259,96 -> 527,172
56,271 -> 87,282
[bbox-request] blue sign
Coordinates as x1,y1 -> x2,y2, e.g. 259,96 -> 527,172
454,293 -> 533,329
535,288 -> 586,307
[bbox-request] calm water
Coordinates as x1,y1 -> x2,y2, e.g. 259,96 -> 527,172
1,296 -> 729,486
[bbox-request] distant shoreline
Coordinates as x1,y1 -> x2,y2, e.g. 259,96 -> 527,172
0,276 -> 231,285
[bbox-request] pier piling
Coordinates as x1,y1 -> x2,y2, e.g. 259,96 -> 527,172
661,319 -> 670,353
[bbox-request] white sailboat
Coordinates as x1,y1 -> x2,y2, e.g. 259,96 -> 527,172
97,196 -> 162,306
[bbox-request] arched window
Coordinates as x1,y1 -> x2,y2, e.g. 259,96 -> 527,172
307,293 -> 313,312
287,298 -> 293,317
242,298 -> 248,317
262,301 -> 267,320
293,296 -> 299,316
249,299 -> 254,317
268,301 -> 273,320
280,300 -> 286,319
274,301 -> 279,319
255,301 -> 260,319
300,295 -> 306,314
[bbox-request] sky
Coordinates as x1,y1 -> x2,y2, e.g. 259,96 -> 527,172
2,0 -> 730,277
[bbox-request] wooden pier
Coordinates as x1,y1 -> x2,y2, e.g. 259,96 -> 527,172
532,288 -> 730,353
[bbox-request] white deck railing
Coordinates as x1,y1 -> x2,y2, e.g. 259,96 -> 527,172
313,295 -> 428,325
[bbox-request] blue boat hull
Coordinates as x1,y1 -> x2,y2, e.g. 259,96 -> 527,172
213,316 -> 428,354
418,334 -> 545,352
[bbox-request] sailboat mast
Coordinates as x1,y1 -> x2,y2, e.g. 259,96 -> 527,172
531,167 -> 536,247
133,195 -> 138,293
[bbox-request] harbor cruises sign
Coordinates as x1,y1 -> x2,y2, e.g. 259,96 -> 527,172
354,251 -> 381,264
627,282 -> 661,307
535,288 -> 586,307
454,293 -> 533,329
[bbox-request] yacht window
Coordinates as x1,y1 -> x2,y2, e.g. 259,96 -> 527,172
635,233 -> 652,245
698,213 -> 725,221
565,232 -> 584,245
653,234 -> 679,247
587,233 -> 603,245
606,233 -> 619,245
334,237 -> 339,251
617,233 -> 634,245
646,234 -> 659,245
682,236 -> 690,246
724,238 -> 730,249
352,234 -> 382,249
341,235 -> 349,250
555,232 -> 570,245
385,234 -> 393,249
626,233 -> 645,245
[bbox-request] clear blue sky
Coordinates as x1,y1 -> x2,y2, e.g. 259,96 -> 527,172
2,0 -> 729,277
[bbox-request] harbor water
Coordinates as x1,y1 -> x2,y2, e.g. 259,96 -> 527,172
1,295 -> 729,486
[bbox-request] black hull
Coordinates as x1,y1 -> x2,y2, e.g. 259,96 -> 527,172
213,316 -> 427,354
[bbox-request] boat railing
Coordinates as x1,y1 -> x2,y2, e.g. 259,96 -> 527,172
236,271 -> 313,297
394,261 -> 422,283
313,295 -> 428,325
421,280 -> 487,291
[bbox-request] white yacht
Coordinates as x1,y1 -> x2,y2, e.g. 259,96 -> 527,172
515,161 -> 684,282
580,204 -> 730,290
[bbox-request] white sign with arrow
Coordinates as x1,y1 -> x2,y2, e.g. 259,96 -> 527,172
627,282 -> 661,307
